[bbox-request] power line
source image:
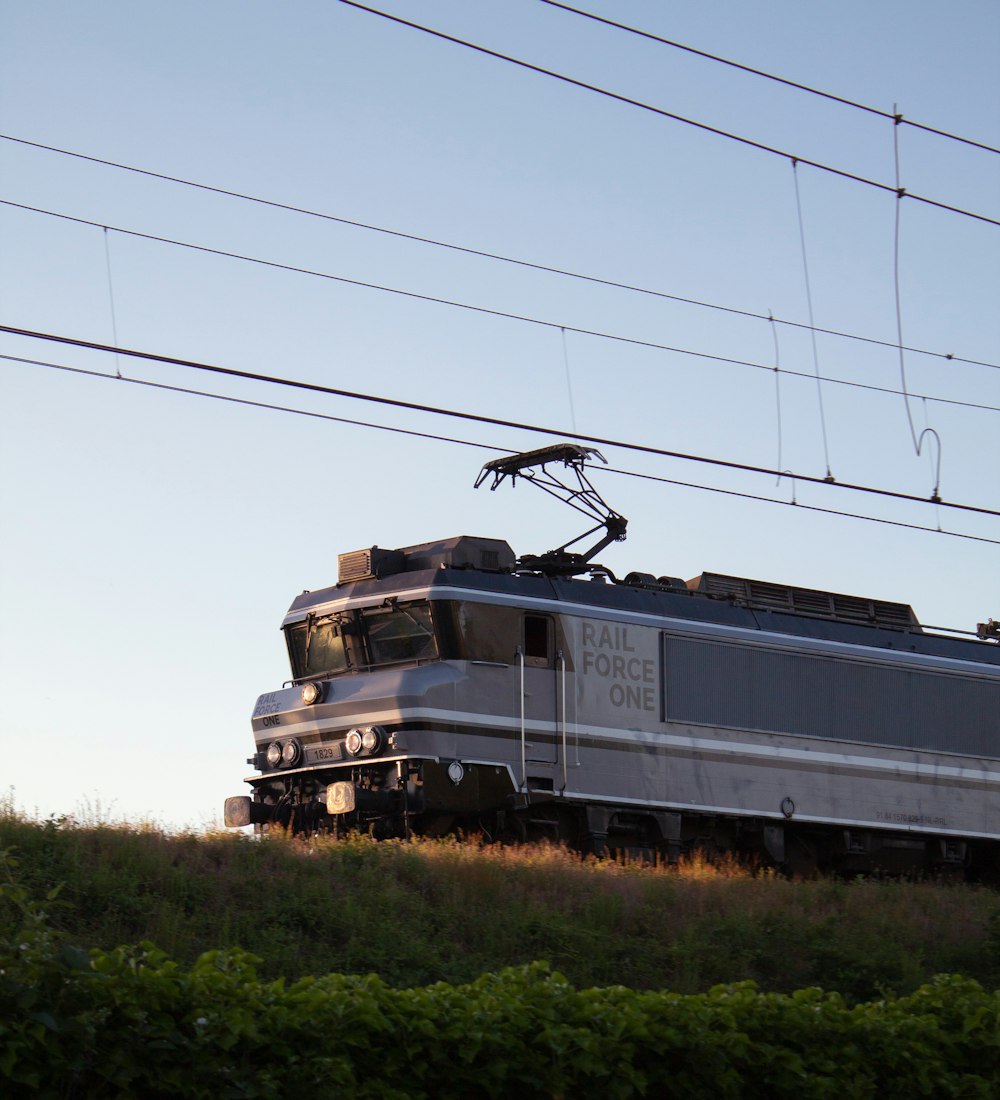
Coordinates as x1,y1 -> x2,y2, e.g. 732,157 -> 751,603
4,348 -> 997,549
600,465 -> 1000,549
0,352 -> 488,452
893,111 -> 943,499
537,0 -> 1000,156
4,323 -> 998,519
792,160 -> 833,478
333,0 -> 1000,229
5,198 -> 998,416
0,144 -> 994,371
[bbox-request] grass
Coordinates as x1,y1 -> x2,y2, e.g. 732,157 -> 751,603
3,806 -> 1000,1000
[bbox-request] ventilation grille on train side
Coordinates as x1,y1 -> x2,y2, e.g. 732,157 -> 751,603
689,572 -> 921,631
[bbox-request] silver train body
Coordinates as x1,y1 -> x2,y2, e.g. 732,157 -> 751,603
225,535 -> 1000,872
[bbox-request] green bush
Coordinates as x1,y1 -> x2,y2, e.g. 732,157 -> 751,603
4,851 -> 1000,1099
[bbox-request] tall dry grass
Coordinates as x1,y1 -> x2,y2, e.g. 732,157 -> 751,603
2,807 -> 999,1000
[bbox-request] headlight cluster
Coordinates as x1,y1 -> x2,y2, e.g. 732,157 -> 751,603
344,726 -> 385,757
265,738 -> 302,769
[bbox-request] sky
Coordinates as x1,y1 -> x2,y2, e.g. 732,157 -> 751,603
1,0 -> 998,831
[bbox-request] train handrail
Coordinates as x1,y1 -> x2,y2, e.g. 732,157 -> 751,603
517,646 -> 526,791
559,651 -> 568,792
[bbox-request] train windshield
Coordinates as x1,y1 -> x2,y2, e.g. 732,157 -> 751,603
286,601 -> 439,679
363,602 -> 436,665
286,614 -> 349,679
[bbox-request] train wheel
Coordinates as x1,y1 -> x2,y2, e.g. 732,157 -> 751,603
782,833 -> 821,879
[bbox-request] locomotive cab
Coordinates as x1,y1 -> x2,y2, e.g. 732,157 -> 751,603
224,537 -> 530,836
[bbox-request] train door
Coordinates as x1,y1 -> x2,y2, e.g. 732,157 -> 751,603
519,613 -> 558,766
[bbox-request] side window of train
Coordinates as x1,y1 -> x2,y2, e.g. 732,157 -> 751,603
523,614 -> 553,668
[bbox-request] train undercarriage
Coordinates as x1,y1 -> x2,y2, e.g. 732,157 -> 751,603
226,761 -> 985,880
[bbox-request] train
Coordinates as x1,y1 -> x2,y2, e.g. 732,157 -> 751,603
224,444 -> 1000,874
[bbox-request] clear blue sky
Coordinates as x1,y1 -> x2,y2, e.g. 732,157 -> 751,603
2,0 -> 998,829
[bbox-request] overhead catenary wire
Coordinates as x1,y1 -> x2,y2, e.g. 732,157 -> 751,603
4,199 -> 999,418
602,461 -> 1000,549
332,0 -> 1000,229
769,313 -> 786,482
102,228 -> 122,379
3,348 -> 998,549
537,0 -> 1000,156
3,323 -> 999,520
0,149 -> 994,372
560,327 -> 577,432
892,107 -> 943,500
791,161 -> 833,479
0,352 -> 488,453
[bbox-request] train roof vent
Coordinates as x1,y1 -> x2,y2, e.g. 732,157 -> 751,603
689,572 -> 921,631
398,536 -> 516,573
338,547 -> 405,584
338,538 -> 516,584
873,600 -> 923,630
826,594 -> 871,621
793,588 -> 836,616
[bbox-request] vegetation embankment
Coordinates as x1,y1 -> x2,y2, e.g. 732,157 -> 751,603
8,813 -> 1000,1095
7,932 -> 1000,1098
3,810 -> 1000,1001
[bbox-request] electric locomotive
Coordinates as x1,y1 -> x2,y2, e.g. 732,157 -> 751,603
224,444 -> 1000,873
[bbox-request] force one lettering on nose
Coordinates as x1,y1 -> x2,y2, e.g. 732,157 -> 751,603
581,622 -> 656,711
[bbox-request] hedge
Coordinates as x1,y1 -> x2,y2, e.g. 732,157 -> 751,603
4,858 -> 1000,1097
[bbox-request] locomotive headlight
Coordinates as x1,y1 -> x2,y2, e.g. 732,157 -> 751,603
266,741 -> 283,768
281,739 -> 302,767
345,729 -> 364,756
360,726 -> 383,755
301,682 -> 324,706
